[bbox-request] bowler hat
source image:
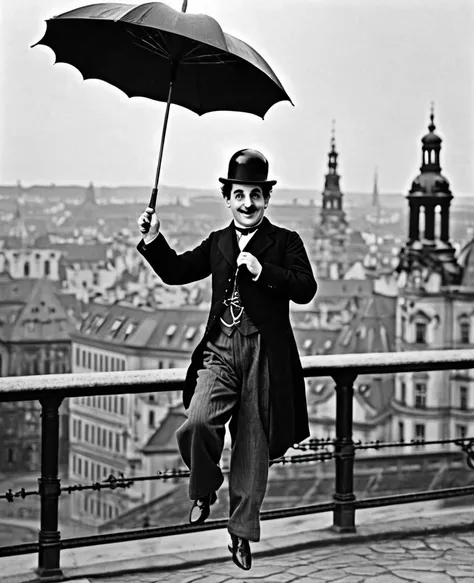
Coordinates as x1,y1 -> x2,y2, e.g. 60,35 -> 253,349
219,149 -> 277,186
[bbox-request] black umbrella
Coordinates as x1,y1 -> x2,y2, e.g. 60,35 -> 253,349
32,1 -> 292,221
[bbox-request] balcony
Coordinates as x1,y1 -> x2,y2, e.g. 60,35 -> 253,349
1,348 -> 474,582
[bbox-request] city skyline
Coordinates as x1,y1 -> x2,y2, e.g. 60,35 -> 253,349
1,0 -> 473,196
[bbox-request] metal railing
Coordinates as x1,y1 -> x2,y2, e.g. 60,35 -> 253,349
0,348 -> 474,581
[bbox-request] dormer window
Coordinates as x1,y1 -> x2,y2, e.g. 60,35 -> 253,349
124,323 -> 136,340
185,326 -> 196,341
165,324 -> 177,339
108,318 -> 124,338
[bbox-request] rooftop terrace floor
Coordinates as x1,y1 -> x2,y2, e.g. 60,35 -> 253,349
2,502 -> 474,583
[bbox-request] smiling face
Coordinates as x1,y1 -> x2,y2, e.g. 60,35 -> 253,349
225,183 -> 270,228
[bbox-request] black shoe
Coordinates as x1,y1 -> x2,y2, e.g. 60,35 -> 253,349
189,491 -> 217,524
228,534 -> 252,571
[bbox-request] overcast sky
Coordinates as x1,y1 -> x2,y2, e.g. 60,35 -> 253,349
1,0 -> 473,195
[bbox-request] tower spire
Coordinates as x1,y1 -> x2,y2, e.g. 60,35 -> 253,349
372,167 -> 380,208
428,101 -> 436,132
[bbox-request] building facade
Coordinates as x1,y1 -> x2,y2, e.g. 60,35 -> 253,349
393,107 -> 474,452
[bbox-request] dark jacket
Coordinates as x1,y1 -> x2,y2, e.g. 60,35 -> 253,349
137,216 -> 317,459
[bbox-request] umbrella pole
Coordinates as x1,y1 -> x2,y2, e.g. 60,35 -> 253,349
148,79 -> 174,210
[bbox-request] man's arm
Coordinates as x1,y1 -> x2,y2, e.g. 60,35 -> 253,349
137,233 -> 212,285
256,231 -> 317,304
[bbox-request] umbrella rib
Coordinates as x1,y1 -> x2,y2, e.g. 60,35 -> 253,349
125,28 -> 171,59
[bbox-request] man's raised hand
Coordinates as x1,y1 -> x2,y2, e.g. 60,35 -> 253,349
237,252 -> 262,278
138,207 -> 161,244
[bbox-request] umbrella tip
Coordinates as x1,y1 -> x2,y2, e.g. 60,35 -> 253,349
181,0 -> 188,12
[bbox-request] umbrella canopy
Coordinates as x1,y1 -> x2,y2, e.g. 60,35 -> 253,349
33,2 -> 292,214
33,2 -> 292,118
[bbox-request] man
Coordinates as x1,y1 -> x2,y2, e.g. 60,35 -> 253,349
137,149 -> 317,570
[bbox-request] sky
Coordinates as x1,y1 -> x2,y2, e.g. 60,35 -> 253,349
1,0 -> 473,195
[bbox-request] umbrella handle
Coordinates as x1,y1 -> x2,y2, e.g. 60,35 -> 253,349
147,76 -> 175,211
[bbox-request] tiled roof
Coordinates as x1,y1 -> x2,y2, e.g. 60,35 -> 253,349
142,405 -> 187,453
53,243 -> 108,263
0,279 -> 75,342
73,301 -> 207,352
330,293 -> 397,355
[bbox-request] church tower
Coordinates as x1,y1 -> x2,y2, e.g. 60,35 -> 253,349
320,120 -> 348,231
311,122 -> 350,279
392,106 -> 473,453
397,105 -> 461,290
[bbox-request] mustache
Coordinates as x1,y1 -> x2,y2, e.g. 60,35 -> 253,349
239,206 -> 257,214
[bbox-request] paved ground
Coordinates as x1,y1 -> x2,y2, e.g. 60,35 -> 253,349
87,531 -> 474,583
2,504 -> 474,583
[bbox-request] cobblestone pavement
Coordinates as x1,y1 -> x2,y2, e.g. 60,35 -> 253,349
89,531 -> 474,582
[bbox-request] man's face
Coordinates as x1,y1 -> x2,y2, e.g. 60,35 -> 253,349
225,183 -> 269,228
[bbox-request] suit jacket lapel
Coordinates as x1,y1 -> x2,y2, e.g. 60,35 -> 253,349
217,222 -> 239,268
243,216 -> 275,258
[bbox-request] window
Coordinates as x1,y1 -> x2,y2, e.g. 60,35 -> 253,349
87,352 -> 92,369
115,433 -> 121,453
398,421 -> 405,442
461,321 -> 470,344
165,324 -> 177,339
99,355 -> 103,371
93,354 -> 98,371
120,397 -> 125,415
72,454 -> 77,474
456,424 -> 468,439
84,460 -> 89,479
124,323 -> 137,340
108,319 -> 124,338
149,410 -> 155,427
44,260 -> 50,277
400,316 -> 406,341
76,347 -> 80,366
77,420 -> 82,440
82,350 -> 86,368
77,457 -> 82,476
114,397 -> 118,414
400,381 -> 406,405
415,382 -> 427,409
415,322 -> 427,344
84,424 -> 89,442
185,326 -> 196,341
414,423 -> 425,443
108,431 -> 113,450
460,386 -> 468,411
91,425 -> 95,444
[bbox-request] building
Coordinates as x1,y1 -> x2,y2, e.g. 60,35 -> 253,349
393,106 -> 474,451
0,277 -> 75,472
311,123 -> 367,279
68,302 -> 208,526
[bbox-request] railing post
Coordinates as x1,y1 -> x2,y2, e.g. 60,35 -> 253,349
332,372 -> 357,533
36,395 -> 63,580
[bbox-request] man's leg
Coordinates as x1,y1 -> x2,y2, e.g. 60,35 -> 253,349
227,333 -> 270,542
176,330 -> 239,500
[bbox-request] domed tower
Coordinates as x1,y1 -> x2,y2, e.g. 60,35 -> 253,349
397,105 -> 461,289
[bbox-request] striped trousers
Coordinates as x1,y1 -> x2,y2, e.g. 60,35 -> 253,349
176,324 -> 270,541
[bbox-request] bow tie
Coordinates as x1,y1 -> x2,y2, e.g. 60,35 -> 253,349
235,224 -> 260,236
